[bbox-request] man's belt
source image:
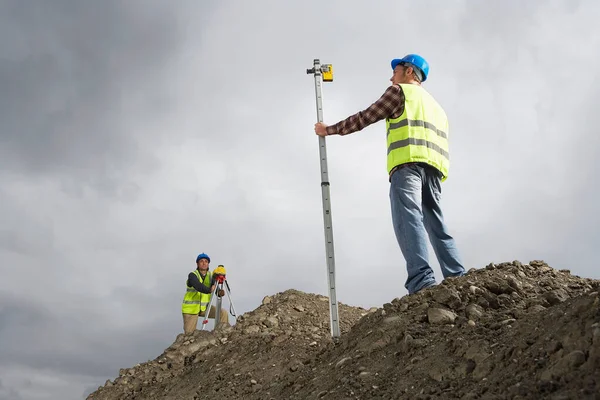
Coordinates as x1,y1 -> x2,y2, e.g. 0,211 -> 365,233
388,162 -> 441,182
388,162 -> 419,182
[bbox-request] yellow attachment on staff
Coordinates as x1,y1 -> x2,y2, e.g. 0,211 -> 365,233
322,64 -> 333,82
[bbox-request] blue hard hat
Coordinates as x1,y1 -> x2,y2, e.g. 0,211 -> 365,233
391,54 -> 429,82
196,253 -> 210,263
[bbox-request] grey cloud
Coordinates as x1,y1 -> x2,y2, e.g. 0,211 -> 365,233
0,191 -> 55,256
0,1 -> 216,188
0,380 -> 23,400
0,292 -> 174,378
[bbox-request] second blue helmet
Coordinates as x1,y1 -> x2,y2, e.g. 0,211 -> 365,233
196,253 -> 210,263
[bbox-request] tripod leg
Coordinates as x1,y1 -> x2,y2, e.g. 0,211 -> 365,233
215,282 -> 223,327
224,280 -> 237,320
200,290 -> 217,330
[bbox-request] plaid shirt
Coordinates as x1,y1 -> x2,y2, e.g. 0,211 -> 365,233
325,84 -> 406,136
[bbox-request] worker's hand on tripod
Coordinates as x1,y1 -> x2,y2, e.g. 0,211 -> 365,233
314,122 -> 328,137
210,284 -> 216,292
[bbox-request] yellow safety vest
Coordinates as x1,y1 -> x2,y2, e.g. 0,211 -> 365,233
181,270 -> 212,315
386,83 -> 450,181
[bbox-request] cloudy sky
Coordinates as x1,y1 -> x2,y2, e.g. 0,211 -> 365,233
1,0 -> 599,398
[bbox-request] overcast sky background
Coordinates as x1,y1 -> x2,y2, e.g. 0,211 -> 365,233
1,1 -> 599,399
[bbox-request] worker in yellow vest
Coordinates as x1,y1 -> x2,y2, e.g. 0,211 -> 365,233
181,253 -> 229,334
314,54 -> 466,295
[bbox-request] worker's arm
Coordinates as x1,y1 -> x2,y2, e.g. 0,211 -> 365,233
187,272 -> 213,294
325,84 -> 405,136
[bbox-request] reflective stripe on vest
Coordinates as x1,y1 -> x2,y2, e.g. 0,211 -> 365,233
181,270 -> 212,314
386,83 -> 450,181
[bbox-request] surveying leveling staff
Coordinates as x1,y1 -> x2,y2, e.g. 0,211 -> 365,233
314,54 -> 466,295
181,253 -> 229,334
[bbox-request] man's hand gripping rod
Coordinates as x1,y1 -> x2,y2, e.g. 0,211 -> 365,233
306,59 -> 341,342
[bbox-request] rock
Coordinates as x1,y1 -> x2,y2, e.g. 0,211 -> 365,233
593,326 -> 600,345
528,304 -> 547,313
484,279 -> 513,295
263,316 -> 279,328
188,339 -> 211,356
469,285 -> 482,295
243,325 -> 261,334
383,315 -> 403,324
544,289 -> 569,306
262,296 -> 272,305
465,303 -> 485,320
476,296 -> 490,309
432,287 -> 462,309
427,308 -> 457,325
507,276 -> 524,292
428,368 -> 444,382
335,357 -> 352,368
567,350 -> 586,368
370,337 -> 390,351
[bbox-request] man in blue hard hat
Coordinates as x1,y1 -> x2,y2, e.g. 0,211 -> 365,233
314,54 -> 466,295
181,253 -> 229,333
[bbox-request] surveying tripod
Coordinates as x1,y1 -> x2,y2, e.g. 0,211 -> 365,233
306,59 -> 341,342
201,265 -> 237,330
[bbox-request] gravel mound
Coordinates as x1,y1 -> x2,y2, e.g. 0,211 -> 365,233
87,260 -> 600,400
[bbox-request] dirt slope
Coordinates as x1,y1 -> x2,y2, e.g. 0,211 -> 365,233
87,260 -> 600,400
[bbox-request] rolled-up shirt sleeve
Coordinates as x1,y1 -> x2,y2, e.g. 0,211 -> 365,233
325,84 -> 405,136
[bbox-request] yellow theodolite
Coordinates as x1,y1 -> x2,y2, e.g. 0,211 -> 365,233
213,265 -> 226,278
201,265 -> 237,330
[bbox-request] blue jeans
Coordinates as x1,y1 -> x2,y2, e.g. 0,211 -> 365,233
389,163 -> 465,294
